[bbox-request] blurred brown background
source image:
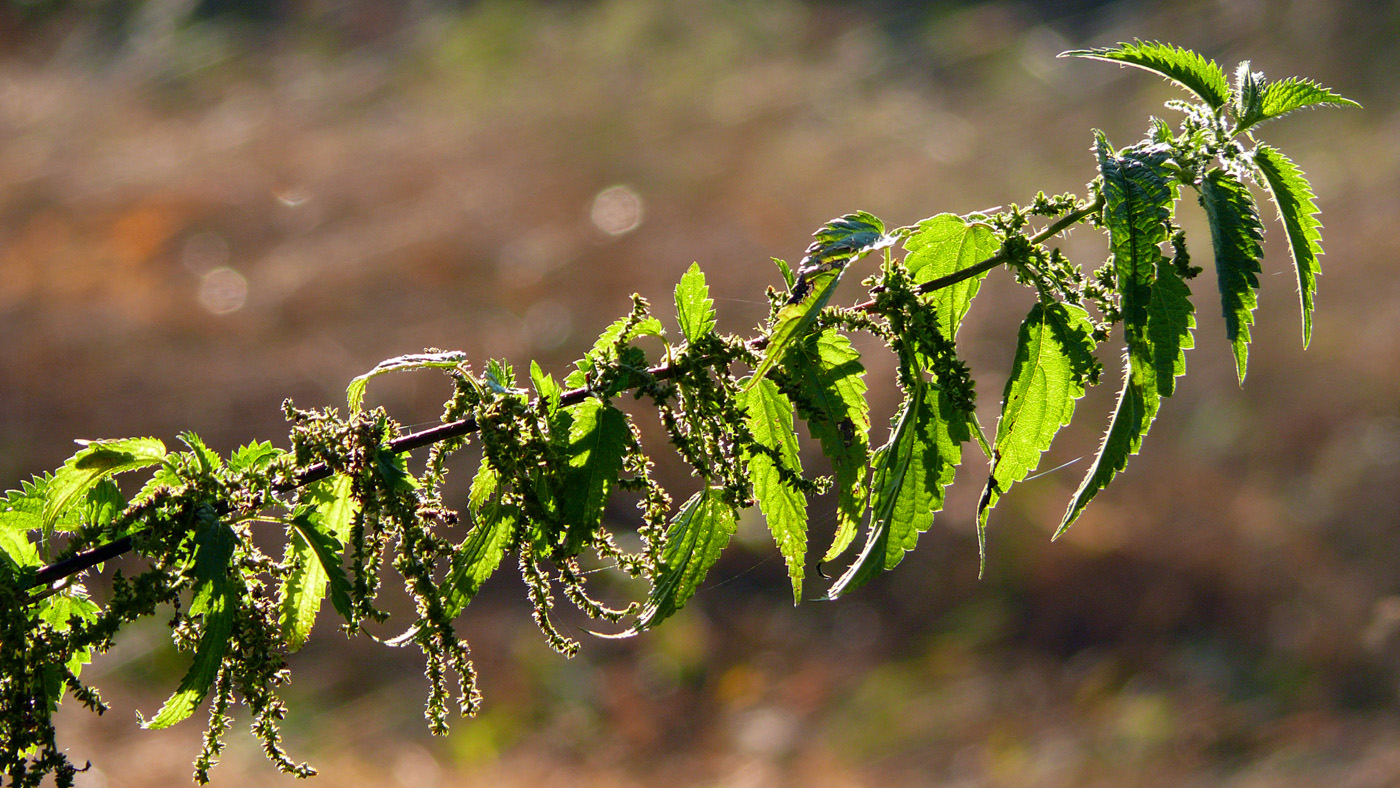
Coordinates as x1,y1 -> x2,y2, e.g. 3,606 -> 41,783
4,0 -> 1399,785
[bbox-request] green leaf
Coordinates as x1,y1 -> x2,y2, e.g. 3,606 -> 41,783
780,329 -> 870,563
346,351 -> 469,414
827,382 -> 967,599
530,360 -> 561,413
748,212 -> 893,387
1233,61 -> 1266,128
44,438 -> 166,542
741,378 -> 807,604
674,262 -> 717,343
145,513 -> 235,730
1057,137 -> 1192,537
178,431 -> 223,475
558,398 -> 629,552
229,441 -> 282,474
902,213 -> 1000,340
279,475 -> 357,649
1245,77 -> 1360,129
1253,144 -> 1324,347
1200,168 -> 1265,382
585,315 -> 665,366
1061,40 -> 1230,110
773,257 -> 796,290
443,461 -> 518,618
624,487 -> 736,635
37,586 -> 100,680
978,303 -> 1096,568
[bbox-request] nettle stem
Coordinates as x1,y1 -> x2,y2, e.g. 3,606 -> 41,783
27,196 -> 1096,594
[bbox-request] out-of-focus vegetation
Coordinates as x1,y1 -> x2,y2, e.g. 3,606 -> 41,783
3,1 -> 1398,785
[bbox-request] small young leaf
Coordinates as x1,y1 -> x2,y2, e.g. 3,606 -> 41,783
674,262 -> 717,343
1246,77 -> 1360,129
625,487 -> 736,635
530,360 -> 561,413
145,514 -> 236,730
1233,61 -> 1267,128
978,303 -> 1097,568
346,351 -> 469,414
228,441 -> 282,474
1200,168 -> 1265,381
741,378 -> 808,604
1253,144 -> 1325,347
902,213 -> 1000,340
773,257 -> 796,290
44,438 -> 166,542
781,329 -> 870,563
827,382 -> 966,599
37,586 -> 101,680
558,398 -> 629,553
1061,40 -> 1230,109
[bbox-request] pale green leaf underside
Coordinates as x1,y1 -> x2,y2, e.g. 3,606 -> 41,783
781,329 -> 870,563
44,438 -> 166,542
903,213 -> 1000,340
742,378 -> 808,604
1253,144 -> 1324,347
625,487 -> 736,634
675,262 -> 717,343
346,351 -> 469,414
1062,40 -> 1230,109
1200,168 -> 1265,382
978,303 -> 1096,565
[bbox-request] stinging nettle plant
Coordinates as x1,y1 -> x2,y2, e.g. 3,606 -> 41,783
0,42 -> 1358,785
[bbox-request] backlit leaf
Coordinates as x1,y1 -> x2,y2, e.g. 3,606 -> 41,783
903,213 -> 1000,340
443,461 -> 518,618
978,303 -> 1096,568
347,351 -> 469,414
1062,40 -> 1230,109
1253,144 -> 1324,347
559,398 -> 629,552
1200,168 -> 1265,382
44,438 -> 166,543
781,329 -> 870,562
674,262 -> 717,343
625,487 -> 736,634
741,378 -> 807,603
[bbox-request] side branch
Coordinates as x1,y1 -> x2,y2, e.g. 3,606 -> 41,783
25,200 -> 1100,594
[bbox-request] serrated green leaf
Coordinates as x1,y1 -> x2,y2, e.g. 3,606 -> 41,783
279,475 -> 356,649
1056,366 -> 1157,538
623,487 -> 735,634
773,257 -> 795,290
585,315 -> 665,365
80,479 -> 124,529
1200,168 -> 1265,382
1057,138 -> 1192,537
530,360 -> 561,413
827,382 -> 966,599
37,586 -> 100,681
145,514 -> 235,729
347,351 -> 469,414
178,431 -> 223,475
978,303 -> 1096,567
44,438 -> 166,543
780,329 -> 870,563
748,213 -> 893,388
1062,40 -> 1230,109
1254,144 -> 1324,347
558,398 -> 629,552
1243,77 -> 1360,130
675,262 -> 717,343
741,378 -> 807,604
229,441 -> 282,474
903,213 -> 1000,340
443,461 -> 518,618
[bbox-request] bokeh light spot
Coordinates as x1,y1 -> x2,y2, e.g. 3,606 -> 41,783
590,185 -> 643,237
199,267 -> 248,314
